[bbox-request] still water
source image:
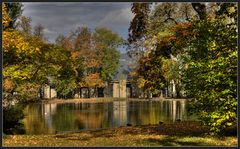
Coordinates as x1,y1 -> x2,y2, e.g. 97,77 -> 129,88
22,99 -> 193,134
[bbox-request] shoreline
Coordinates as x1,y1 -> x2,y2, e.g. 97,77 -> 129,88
39,97 -> 188,104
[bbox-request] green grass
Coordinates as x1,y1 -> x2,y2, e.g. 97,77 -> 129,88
3,133 -> 237,147
3,123 -> 237,147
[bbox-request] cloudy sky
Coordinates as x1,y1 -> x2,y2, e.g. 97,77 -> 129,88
22,2 -> 134,52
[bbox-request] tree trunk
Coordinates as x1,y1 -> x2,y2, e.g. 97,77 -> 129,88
191,3 -> 207,20
88,87 -> 90,98
176,83 -> 181,98
166,81 -> 169,97
80,88 -> 82,98
94,86 -> 97,97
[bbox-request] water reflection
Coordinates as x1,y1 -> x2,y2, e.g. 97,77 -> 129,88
23,99 -> 191,134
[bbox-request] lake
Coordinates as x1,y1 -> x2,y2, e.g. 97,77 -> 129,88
22,99 -> 194,134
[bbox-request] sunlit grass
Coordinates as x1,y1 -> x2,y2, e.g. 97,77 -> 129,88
3,125 -> 237,147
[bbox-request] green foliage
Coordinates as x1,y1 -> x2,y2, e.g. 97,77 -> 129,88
52,27 -> 123,98
53,78 -> 77,98
101,48 -> 120,81
94,28 -> 123,82
15,82 -> 41,102
183,18 -> 237,135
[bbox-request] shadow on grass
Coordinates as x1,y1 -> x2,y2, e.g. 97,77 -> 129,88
55,133 -> 91,141
121,121 -> 210,137
139,136 -> 208,146
55,129 -> 115,141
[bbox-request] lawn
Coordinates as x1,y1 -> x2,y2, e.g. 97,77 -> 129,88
3,121 -> 237,147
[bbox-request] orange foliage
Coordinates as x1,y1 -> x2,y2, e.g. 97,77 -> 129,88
162,35 -> 176,45
71,51 -> 81,60
62,37 -> 74,51
159,22 -> 195,51
3,79 -> 15,92
172,22 -> 195,40
84,73 -> 105,87
84,59 -> 100,68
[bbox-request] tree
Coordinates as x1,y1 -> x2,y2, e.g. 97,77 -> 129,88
127,2 -> 151,59
191,3 -> 207,20
3,3 -> 40,134
128,3 -> 151,43
16,16 -> 32,34
2,3 -> 12,30
53,27 -> 122,98
135,50 -> 166,97
128,2 -> 237,135
93,28 -> 123,82
33,24 -> 45,40
4,2 -> 23,29
183,17 -> 237,134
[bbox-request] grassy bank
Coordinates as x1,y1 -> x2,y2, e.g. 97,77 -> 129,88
3,121 -> 237,147
40,97 -> 187,104
40,97 -> 127,104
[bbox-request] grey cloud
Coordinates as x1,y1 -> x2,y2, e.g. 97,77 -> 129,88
22,2 -> 133,45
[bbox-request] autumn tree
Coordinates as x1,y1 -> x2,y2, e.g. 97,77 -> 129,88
93,28 -> 123,82
54,27 -> 122,98
182,3 -> 237,134
129,2 -> 237,134
54,32 -> 83,98
16,16 -> 32,34
3,3 -> 40,133
127,2 -> 151,59
4,2 -> 23,29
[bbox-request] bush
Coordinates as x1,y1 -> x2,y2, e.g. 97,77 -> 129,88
3,104 -> 26,134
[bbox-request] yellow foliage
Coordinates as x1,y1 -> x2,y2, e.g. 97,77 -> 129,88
2,3 -> 11,28
137,77 -> 146,89
3,30 -> 40,57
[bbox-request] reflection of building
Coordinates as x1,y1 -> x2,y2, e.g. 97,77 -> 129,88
113,101 -> 127,126
168,99 -> 186,122
42,103 -> 57,128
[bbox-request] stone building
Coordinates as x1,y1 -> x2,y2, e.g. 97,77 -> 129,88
42,84 -> 57,99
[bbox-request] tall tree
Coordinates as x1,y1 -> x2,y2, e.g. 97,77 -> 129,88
127,2 -> 151,59
183,7 -> 237,134
16,16 -> 32,34
128,3 -> 151,43
4,2 -> 23,29
93,28 -> 123,82
33,24 -> 45,40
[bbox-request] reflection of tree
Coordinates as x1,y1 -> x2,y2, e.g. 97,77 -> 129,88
128,100 -> 187,125
74,103 -> 110,129
23,100 -> 188,134
52,104 -> 76,131
23,104 -> 54,134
